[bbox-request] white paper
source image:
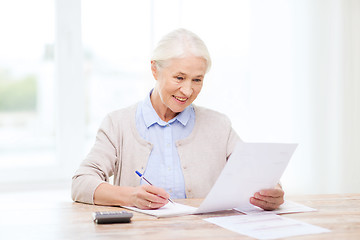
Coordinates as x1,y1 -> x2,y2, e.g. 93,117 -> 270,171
194,142 -> 297,214
205,214 -> 330,240
234,200 -> 316,215
124,142 -> 297,218
123,202 -> 197,218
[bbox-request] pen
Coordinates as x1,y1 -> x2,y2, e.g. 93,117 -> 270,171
135,170 -> 174,204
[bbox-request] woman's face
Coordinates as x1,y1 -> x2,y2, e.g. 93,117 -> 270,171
151,55 -> 207,121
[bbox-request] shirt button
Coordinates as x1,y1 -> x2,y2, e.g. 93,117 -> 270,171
183,166 -> 187,169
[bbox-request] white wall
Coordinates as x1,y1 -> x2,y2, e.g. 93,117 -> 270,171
280,0 -> 360,194
192,0 -> 360,194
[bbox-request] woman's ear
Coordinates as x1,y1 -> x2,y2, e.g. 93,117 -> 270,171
151,60 -> 158,80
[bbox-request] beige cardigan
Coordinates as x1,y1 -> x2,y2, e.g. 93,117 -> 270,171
71,104 -> 240,204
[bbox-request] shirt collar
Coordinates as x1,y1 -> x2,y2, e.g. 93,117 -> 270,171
142,90 -> 192,128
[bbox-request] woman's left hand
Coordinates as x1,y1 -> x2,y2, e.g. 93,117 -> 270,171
250,185 -> 284,210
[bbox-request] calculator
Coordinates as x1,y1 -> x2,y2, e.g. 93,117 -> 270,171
92,211 -> 133,224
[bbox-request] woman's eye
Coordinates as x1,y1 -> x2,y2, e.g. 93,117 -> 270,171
193,78 -> 202,82
176,76 -> 184,80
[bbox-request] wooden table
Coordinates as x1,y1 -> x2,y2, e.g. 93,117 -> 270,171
0,190 -> 359,239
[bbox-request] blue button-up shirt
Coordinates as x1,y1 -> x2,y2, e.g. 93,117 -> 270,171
135,91 -> 195,199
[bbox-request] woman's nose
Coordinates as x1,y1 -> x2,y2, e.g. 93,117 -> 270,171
180,81 -> 193,97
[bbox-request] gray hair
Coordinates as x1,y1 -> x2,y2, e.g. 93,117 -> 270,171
151,28 -> 212,73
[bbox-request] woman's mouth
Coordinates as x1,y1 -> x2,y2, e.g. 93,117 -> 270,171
174,95 -> 188,102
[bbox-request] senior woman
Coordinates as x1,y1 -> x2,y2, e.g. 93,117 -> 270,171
71,28 -> 284,211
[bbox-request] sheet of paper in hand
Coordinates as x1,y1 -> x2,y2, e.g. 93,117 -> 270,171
124,142 -> 298,217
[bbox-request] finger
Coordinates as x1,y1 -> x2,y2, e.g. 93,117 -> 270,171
258,188 -> 284,198
141,185 -> 170,204
137,198 -> 168,210
143,185 -> 170,202
254,192 -> 284,205
147,201 -> 167,209
250,197 -> 279,211
139,200 -> 152,210
144,185 -> 170,199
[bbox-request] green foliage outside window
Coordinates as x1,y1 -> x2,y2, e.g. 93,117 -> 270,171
0,70 -> 37,112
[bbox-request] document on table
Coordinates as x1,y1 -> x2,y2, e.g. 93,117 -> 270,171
124,142 -> 297,218
204,213 -> 330,240
124,202 -> 197,218
234,200 -> 316,215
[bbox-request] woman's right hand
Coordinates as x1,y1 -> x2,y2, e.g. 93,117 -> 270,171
130,185 -> 170,209
93,183 -> 170,209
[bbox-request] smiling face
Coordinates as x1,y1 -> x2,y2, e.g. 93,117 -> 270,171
150,55 -> 207,122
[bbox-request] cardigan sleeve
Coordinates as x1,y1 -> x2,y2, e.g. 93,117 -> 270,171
71,113 -> 119,204
226,126 -> 242,160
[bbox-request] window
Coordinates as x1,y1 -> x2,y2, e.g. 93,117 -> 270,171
0,1 -> 56,174
82,0 -> 152,145
0,0 -> 254,183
